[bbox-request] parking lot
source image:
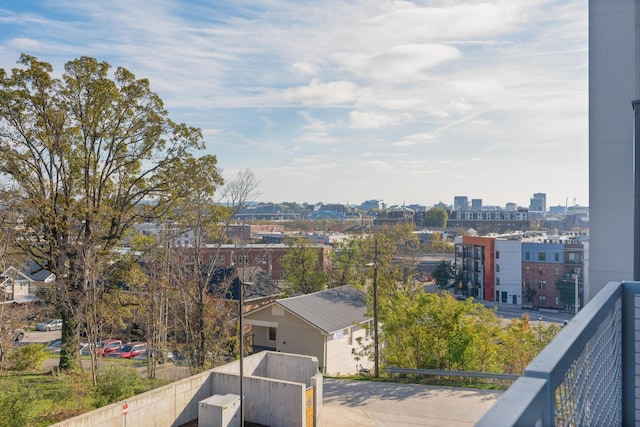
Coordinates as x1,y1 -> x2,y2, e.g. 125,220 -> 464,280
323,378 -> 502,427
17,330 -> 190,380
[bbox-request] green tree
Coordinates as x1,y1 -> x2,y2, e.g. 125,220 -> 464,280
431,261 -> 453,288
382,291 -> 503,372
500,313 -> 560,374
281,236 -> 327,295
523,282 -> 537,305
555,277 -> 576,308
328,236 -> 364,289
0,55 -> 209,370
419,207 -> 448,228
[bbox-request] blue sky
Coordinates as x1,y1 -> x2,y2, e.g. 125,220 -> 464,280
0,0 -> 588,208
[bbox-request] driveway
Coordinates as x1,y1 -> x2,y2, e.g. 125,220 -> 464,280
323,378 -> 502,427
19,329 -> 61,344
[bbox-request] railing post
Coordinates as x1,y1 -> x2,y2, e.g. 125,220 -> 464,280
621,282 -> 638,426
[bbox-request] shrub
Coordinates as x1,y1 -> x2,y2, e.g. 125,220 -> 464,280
0,379 -> 37,427
9,344 -> 47,371
93,364 -> 142,407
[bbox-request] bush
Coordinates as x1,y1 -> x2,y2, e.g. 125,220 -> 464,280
0,379 -> 37,427
94,364 -> 142,407
9,344 -> 47,371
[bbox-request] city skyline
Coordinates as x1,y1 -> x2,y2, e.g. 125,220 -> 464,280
0,1 -> 588,208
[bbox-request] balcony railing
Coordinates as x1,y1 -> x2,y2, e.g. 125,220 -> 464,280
477,280 -> 640,426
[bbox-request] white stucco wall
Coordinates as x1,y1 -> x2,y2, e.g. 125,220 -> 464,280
494,239 -> 522,305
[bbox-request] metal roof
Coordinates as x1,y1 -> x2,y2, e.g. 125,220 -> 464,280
275,285 -> 371,334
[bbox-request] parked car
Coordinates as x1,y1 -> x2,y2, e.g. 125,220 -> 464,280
132,348 -> 180,364
106,342 -> 147,359
44,338 -> 62,353
95,339 -> 122,356
36,319 -> 62,331
79,343 -> 95,356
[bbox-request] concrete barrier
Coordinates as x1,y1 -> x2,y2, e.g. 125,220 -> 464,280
50,351 -> 321,427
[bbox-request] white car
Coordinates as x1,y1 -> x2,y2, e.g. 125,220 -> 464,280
36,319 -> 63,331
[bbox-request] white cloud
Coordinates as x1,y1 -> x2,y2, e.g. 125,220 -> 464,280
349,110 -> 411,129
361,43 -> 461,80
392,132 -> 435,147
0,0 -> 589,206
292,62 -> 316,75
282,79 -> 358,105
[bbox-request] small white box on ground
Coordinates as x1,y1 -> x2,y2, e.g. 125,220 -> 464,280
198,393 -> 240,427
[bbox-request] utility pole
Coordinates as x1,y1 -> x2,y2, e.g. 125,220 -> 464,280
373,238 -> 379,378
575,268 -> 580,315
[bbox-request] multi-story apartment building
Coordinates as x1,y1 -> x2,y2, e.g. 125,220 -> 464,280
456,234 -> 586,309
521,239 -> 585,310
454,236 -> 496,301
448,208 -> 530,233
494,239 -> 522,305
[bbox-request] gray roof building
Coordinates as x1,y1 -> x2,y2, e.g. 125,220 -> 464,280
276,285 -> 369,334
244,285 -> 374,375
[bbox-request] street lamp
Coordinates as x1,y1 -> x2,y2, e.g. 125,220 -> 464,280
239,280 -> 254,427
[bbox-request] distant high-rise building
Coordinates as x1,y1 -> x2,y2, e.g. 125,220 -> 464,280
529,193 -> 547,213
453,196 -> 468,211
471,199 -> 483,211
360,199 -> 384,211
505,202 -> 518,212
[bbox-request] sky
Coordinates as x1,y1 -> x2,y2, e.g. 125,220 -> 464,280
0,0 -> 588,209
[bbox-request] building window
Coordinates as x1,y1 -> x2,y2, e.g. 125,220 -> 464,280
496,251 -> 500,259
496,277 -> 500,286
538,252 -> 546,261
221,256 -> 225,265
496,264 -> 500,272
538,280 -> 546,289
538,266 -> 545,275
255,256 -> 260,264
555,296 -> 560,305
268,327 -> 276,341
539,295 -> 546,304
525,265 -> 530,274
555,267 -> 560,276
555,252 -> 560,262
232,255 -> 237,265
525,252 -> 530,260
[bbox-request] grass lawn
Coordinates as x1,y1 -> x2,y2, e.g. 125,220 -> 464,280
0,357 -> 173,427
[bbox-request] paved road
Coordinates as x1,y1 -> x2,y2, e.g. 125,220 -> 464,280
19,329 -> 61,344
481,301 -> 574,324
323,378 -> 501,427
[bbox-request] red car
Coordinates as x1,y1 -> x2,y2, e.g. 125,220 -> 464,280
96,339 -> 122,356
106,342 -> 147,359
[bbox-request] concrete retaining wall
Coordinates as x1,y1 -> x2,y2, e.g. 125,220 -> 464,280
211,371 -> 305,426
51,370 -> 212,427
50,351 -> 321,427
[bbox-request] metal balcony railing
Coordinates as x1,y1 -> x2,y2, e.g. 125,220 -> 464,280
476,281 -> 640,427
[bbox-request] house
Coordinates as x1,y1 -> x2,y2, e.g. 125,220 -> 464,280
244,285 -> 374,375
0,266 -> 39,304
20,261 -> 55,297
